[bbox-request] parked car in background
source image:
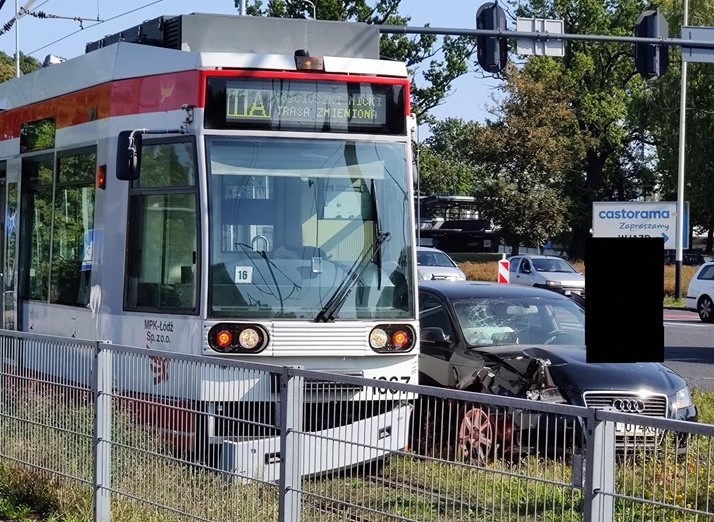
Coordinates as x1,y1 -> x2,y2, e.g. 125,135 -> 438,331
685,261 -> 714,322
418,281 -> 696,462
664,252 -> 714,266
415,246 -> 466,281
508,254 -> 585,297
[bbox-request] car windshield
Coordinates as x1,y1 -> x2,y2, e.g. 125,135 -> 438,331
417,251 -> 455,267
452,296 -> 585,347
532,258 -> 577,273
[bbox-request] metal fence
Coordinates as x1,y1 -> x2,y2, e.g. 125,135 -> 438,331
1,329 -> 713,522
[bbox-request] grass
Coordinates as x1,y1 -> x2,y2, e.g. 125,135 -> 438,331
2,387 -> 714,521
458,260 -> 698,301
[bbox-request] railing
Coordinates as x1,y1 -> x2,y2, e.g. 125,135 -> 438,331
1,329 -> 713,522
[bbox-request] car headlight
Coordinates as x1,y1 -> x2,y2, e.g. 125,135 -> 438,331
525,387 -> 566,403
545,280 -> 561,288
672,386 -> 694,410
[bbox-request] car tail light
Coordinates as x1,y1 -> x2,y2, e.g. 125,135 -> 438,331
369,324 -> 415,353
208,324 -> 268,353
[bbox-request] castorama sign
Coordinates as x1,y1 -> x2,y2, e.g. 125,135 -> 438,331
592,201 -> 689,250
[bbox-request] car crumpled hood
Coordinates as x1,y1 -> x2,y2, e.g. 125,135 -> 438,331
514,345 -> 685,394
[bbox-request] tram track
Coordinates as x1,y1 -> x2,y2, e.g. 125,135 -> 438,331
303,471 -> 482,521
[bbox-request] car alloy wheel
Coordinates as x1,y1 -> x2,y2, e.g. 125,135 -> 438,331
698,295 -> 714,323
458,406 -> 494,464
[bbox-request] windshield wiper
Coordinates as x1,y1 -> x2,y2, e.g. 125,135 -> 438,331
315,228 -> 391,323
371,179 -> 384,290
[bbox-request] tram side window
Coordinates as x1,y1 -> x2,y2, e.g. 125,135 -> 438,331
49,151 -> 96,306
20,151 -> 97,307
19,156 -> 54,300
124,139 -> 198,312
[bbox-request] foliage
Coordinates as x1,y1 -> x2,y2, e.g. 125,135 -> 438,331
506,0 -> 657,259
239,0 -> 474,121
19,118 -> 55,153
646,0 -> 714,251
469,64 -> 586,253
0,51 -> 41,82
417,118 -> 483,197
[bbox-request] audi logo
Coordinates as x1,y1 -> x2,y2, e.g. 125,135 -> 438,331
612,398 -> 646,413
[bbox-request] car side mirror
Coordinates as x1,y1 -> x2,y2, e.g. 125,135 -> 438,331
420,327 -> 450,345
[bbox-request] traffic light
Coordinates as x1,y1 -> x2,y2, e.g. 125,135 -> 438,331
476,2 -> 508,73
634,10 -> 669,79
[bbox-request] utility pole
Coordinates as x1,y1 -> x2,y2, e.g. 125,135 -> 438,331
14,0 -> 19,77
675,0 -> 689,299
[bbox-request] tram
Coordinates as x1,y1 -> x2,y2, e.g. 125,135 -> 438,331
0,13 -> 419,469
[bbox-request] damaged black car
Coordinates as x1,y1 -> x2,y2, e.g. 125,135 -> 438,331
417,281 -> 697,463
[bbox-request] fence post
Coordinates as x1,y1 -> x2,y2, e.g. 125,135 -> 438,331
92,342 -> 112,522
583,408 -> 615,522
278,367 -> 304,522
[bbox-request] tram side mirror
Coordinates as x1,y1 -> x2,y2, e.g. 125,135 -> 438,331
116,130 -> 143,181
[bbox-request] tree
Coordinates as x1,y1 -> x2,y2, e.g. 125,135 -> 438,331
645,0 -> 714,251
511,0 -> 657,259
0,51 -> 41,82
469,64 -> 586,254
240,0 -> 475,121
417,118 -> 482,198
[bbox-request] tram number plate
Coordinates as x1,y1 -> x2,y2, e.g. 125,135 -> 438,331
234,266 -> 254,284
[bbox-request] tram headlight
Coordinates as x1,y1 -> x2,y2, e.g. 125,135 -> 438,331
208,324 -> 268,354
238,328 -> 261,350
369,325 -> 415,353
369,328 -> 389,350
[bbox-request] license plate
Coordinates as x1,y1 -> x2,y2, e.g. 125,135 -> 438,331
615,422 -> 656,437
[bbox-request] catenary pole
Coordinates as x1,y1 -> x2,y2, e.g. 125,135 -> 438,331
675,0 -> 689,299
14,0 -> 19,77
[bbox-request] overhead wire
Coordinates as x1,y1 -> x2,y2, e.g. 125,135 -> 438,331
26,0 -> 165,56
0,0 -> 37,36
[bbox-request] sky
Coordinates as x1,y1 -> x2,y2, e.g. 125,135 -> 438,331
0,0 -> 498,124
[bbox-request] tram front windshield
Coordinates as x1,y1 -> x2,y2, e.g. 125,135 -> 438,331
207,137 -> 414,320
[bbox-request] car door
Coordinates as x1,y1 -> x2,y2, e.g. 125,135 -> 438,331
690,264 -> 713,294
418,290 -> 459,387
511,256 -> 534,286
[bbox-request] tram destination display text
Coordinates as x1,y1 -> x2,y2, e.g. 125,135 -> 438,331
205,77 -> 406,135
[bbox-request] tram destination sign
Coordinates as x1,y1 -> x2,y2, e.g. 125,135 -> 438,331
205,77 -> 406,134
226,82 -> 386,125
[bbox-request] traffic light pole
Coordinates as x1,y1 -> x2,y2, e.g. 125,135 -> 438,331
675,0 -> 689,300
378,24 -> 714,51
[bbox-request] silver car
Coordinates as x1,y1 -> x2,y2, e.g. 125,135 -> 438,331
416,247 -> 466,281
508,255 -> 585,296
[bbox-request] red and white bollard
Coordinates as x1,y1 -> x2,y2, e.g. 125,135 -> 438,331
497,254 -> 510,284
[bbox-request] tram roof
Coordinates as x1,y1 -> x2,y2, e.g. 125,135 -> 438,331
0,14 -> 408,112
